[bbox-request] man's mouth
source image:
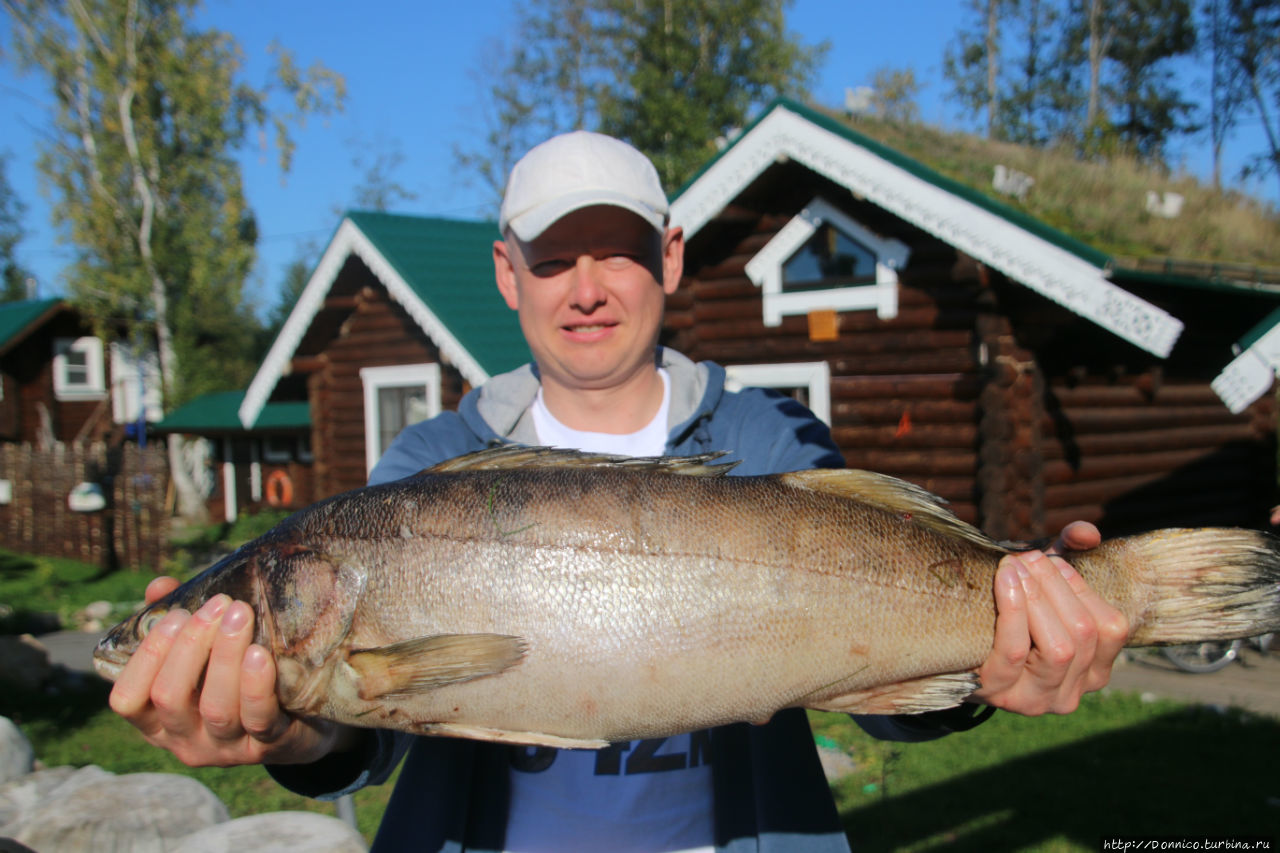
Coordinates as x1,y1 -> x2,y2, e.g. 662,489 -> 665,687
564,322 -> 615,334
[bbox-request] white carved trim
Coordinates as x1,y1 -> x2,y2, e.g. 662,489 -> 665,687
672,107 -> 1183,358
723,361 -> 831,425
744,197 -> 908,326
1212,323 -> 1280,413
240,219 -> 491,429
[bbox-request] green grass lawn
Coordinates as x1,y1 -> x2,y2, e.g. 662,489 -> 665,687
4,546 -> 1279,849
813,694 -> 1280,851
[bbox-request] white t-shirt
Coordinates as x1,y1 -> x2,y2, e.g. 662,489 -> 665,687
504,369 -> 715,853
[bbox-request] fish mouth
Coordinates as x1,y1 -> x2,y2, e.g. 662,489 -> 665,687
92,638 -> 129,682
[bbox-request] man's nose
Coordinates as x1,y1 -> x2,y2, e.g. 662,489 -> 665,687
569,256 -> 607,311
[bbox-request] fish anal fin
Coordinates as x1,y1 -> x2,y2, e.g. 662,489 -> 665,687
781,469 -> 1006,554
423,445 -> 735,477
804,671 -> 980,715
349,633 -> 527,700
413,721 -> 608,750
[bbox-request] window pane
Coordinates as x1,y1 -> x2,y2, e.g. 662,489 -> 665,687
782,223 -> 877,292
377,385 -> 429,457
64,350 -> 89,386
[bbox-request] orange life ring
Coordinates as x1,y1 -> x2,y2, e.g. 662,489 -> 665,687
265,469 -> 293,507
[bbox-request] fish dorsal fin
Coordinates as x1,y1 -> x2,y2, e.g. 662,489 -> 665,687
424,445 -> 737,477
781,468 -> 1007,554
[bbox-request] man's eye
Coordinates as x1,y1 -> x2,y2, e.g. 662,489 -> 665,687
600,254 -> 637,270
530,260 -> 572,277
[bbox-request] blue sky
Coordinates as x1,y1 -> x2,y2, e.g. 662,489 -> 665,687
0,1 -> 1271,318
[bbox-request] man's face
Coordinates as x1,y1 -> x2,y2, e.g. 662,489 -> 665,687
494,205 -> 684,395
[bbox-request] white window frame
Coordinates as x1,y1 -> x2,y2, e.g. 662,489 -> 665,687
744,197 -> 910,327
723,361 -> 831,425
53,336 -> 107,400
360,363 -> 442,474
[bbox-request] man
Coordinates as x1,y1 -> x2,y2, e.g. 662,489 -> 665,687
111,131 -> 1128,851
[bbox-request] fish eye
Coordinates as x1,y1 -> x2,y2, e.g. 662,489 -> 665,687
138,609 -> 166,637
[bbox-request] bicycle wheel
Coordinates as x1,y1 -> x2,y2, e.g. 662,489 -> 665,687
1161,640 -> 1243,673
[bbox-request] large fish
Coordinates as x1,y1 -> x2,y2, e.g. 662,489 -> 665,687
94,446 -> 1280,748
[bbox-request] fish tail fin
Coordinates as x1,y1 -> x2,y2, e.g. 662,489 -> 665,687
1079,528 -> 1280,646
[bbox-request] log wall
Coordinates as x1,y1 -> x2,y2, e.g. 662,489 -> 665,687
305,283 -> 468,500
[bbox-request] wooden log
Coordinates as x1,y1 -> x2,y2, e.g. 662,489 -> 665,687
841,448 -> 977,476
1040,445 -> 1258,485
830,422 -> 977,449
1043,464 -> 1262,510
1040,423 -> 1260,458
832,398 -> 977,426
829,373 -> 984,400
1047,382 -> 1225,408
1041,405 -> 1246,434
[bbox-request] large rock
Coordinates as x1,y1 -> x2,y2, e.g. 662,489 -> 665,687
0,765 -> 113,833
9,771 -> 227,853
0,720 -> 33,786
170,811 -> 367,853
0,636 -> 53,692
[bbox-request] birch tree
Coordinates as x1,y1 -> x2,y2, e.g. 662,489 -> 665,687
3,0 -> 344,519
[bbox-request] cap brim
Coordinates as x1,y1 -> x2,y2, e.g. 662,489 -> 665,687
505,189 -> 667,241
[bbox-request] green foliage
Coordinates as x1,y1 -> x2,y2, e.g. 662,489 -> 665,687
832,106 -> 1280,266
225,508 -> 293,548
455,0 -> 826,199
0,548 -> 155,630
0,154 -> 31,301
1,0 -> 344,411
596,0 -> 827,189
814,691 -> 1280,850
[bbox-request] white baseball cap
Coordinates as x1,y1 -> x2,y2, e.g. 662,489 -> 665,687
499,131 -> 669,241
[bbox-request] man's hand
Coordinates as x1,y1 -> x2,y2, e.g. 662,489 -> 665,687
107,577 -> 356,767
972,521 -> 1129,715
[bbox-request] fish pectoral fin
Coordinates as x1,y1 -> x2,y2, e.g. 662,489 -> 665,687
413,721 -> 609,750
803,671 -> 980,715
348,633 -> 527,699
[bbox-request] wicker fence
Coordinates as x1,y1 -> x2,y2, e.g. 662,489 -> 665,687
0,442 -> 169,571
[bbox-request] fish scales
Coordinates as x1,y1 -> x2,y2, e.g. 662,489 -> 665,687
94,447 -> 1280,749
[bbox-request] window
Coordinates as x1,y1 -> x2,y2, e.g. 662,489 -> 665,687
723,362 -> 831,425
782,223 -> 877,292
744,198 -> 910,327
53,337 -> 107,399
262,436 -> 294,463
360,364 -> 442,474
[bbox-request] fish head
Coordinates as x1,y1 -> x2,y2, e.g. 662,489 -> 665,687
92,546 -> 261,682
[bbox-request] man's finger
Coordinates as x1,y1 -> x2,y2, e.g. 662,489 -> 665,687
109,607 -> 188,720
149,596 -> 226,727
1051,521 -> 1101,554
199,600 -> 255,741
977,558 -> 1031,697
145,576 -> 181,604
239,644 -> 289,745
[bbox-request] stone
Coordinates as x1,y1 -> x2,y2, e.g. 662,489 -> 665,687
0,720 -> 33,787
170,811 -> 367,853
0,765 -> 83,830
10,771 -> 228,853
0,636 -> 52,692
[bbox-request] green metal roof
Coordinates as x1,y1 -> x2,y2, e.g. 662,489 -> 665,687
344,211 -> 530,376
155,390 -> 310,434
0,298 -> 64,355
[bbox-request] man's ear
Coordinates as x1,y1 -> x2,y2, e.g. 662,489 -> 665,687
493,239 -> 520,311
661,226 -> 685,296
